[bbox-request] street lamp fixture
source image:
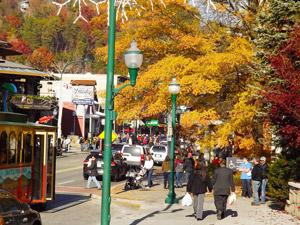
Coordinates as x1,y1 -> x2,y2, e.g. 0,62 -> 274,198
165,75 -> 180,204
101,35 -> 143,224
57,58 -> 90,139
125,37 -> 143,86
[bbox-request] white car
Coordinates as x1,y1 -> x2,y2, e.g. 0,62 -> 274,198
150,145 -> 168,165
121,145 -> 146,167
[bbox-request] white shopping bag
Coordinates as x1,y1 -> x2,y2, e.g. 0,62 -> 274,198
182,193 -> 193,206
228,192 -> 236,205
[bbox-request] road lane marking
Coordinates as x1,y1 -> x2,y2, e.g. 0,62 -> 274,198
57,180 -> 74,185
56,166 -> 82,173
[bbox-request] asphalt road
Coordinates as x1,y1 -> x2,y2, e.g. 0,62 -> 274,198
40,152 -> 126,225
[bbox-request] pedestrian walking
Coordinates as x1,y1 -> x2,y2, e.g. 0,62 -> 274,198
187,161 -> 212,221
79,137 -> 84,152
175,155 -> 184,188
251,157 -> 263,206
184,153 -> 195,184
211,159 -> 235,220
64,137 -> 71,152
260,156 -> 268,203
86,155 -> 101,189
144,155 -> 154,188
238,157 -> 252,199
162,156 -> 171,189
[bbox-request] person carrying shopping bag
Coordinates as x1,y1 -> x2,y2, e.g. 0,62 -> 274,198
86,155 -> 101,190
187,161 -> 212,221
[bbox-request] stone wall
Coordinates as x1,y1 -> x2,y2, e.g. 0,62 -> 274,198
285,182 -> 300,218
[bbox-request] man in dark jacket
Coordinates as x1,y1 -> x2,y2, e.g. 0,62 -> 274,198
211,159 -> 235,220
184,153 -> 195,184
251,157 -> 263,206
260,156 -> 268,203
86,155 -> 101,189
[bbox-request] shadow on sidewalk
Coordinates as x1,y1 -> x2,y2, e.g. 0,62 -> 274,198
40,193 -> 91,213
129,204 -> 185,225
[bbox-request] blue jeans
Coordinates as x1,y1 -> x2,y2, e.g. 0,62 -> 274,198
176,172 -> 183,186
252,180 -> 261,204
163,172 -> 170,186
241,179 -> 252,198
261,179 -> 268,202
87,176 -> 101,189
80,143 -> 84,152
147,169 -> 153,187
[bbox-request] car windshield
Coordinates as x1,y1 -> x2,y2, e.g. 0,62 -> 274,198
123,147 -> 142,156
112,144 -> 123,151
152,146 -> 166,152
159,136 -> 167,142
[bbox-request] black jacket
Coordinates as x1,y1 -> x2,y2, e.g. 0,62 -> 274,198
261,163 -> 268,179
88,160 -> 98,176
184,158 -> 195,173
212,166 -> 235,196
251,164 -> 263,181
187,172 -> 212,195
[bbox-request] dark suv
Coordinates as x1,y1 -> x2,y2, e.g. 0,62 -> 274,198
83,150 -> 128,181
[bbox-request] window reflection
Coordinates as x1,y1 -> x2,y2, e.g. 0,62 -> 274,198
9,132 -> 17,164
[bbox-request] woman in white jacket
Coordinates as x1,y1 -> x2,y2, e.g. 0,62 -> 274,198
144,155 -> 154,188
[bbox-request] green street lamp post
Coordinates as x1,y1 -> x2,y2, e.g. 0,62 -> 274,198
165,76 -> 180,204
101,33 -> 143,225
57,58 -> 90,139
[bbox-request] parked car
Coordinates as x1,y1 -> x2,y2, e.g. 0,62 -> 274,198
0,189 -> 42,225
112,143 -> 126,153
121,145 -> 146,168
150,145 -> 168,165
83,150 -> 128,181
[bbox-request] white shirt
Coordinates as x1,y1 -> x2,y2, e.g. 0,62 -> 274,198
144,159 -> 154,170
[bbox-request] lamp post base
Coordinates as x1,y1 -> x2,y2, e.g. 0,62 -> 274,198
165,193 -> 179,204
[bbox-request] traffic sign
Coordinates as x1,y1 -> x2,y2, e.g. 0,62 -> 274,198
99,130 -> 117,142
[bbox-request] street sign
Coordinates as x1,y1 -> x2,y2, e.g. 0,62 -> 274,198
99,130 -> 117,142
226,157 -> 253,171
146,120 -> 159,127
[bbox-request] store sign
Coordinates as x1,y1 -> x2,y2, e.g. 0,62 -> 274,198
72,86 -> 94,105
146,120 -> 159,127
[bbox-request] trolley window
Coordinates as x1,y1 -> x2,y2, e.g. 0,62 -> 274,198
9,132 -> 17,164
0,131 -> 7,165
24,134 -> 32,163
18,133 -> 23,163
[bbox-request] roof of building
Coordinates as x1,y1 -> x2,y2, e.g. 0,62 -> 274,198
0,60 -> 53,77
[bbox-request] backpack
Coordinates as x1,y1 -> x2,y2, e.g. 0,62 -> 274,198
175,162 -> 184,172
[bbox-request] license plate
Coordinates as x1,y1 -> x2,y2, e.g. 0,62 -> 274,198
155,154 -> 161,158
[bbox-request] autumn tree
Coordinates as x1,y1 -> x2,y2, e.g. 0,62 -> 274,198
96,0 -> 261,154
30,46 -> 55,71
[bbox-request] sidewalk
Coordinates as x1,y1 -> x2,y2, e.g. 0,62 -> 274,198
56,169 -> 300,225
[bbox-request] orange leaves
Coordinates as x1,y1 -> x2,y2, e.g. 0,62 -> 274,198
30,46 -> 55,71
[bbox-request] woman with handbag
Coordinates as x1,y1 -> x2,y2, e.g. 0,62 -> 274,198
187,161 -> 212,221
86,155 -> 101,189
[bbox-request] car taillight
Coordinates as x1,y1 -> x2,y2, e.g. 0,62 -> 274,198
111,162 -> 116,166
84,160 -> 88,163
141,154 -> 144,162
120,153 -> 123,156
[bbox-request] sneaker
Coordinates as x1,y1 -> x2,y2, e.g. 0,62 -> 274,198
260,201 -> 266,204
251,202 -> 260,206
98,187 -> 102,190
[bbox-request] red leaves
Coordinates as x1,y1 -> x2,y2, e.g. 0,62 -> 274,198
9,39 -> 32,58
263,26 -> 300,148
